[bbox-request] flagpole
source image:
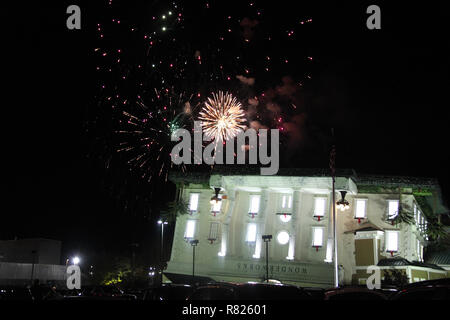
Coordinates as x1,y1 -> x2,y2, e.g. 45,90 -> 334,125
332,164 -> 339,288
330,131 -> 339,288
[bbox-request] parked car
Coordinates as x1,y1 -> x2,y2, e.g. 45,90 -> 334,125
324,287 -> 387,300
390,278 -> 450,300
0,287 -> 35,301
303,287 -> 326,300
77,285 -> 137,300
58,288 -> 83,297
143,284 -> 194,301
187,282 -> 312,300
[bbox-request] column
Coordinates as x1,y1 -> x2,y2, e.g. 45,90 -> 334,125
219,188 -> 236,257
325,188 -> 334,262
254,188 -> 269,259
288,190 -> 301,260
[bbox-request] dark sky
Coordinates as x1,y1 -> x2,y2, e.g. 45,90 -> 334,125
1,1 -> 449,264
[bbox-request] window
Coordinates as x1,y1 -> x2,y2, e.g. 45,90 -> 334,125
314,197 -> 326,220
325,241 -> 333,262
185,220 -> 196,239
280,194 -> 293,210
189,193 -> 200,212
414,204 -> 418,224
208,222 -> 220,243
278,194 -> 293,222
387,200 -> 399,220
419,215 -> 424,233
277,231 -> 290,245
249,195 -> 261,217
246,223 -> 257,242
211,194 -> 222,213
417,239 -> 423,262
385,231 -> 399,252
417,210 -> 421,229
312,227 -> 324,247
355,199 -> 367,221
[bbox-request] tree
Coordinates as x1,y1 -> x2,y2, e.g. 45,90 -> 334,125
381,268 -> 409,287
159,198 -> 189,223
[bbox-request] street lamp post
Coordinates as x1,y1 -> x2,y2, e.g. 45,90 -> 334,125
330,143 -> 339,288
330,141 -> 350,288
190,239 -> 199,286
158,220 -> 168,285
331,174 -> 339,288
130,243 -> 139,286
262,235 -> 272,283
30,250 -> 37,284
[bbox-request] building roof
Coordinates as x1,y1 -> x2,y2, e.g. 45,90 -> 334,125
426,250 -> 450,266
169,166 -> 357,184
344,222 -> 384,234
168,167 -> 448,215
377,258 -> 445,271
170,167 -> 441,189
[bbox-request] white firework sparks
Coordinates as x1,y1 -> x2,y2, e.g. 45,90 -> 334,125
198,91 -> 246,141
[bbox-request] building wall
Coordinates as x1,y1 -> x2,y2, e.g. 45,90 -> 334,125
0,262 -> 67,286
166,175 -> 430,287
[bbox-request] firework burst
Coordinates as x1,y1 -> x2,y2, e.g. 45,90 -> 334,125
199,91 -> 246,141
116,89 -> 198,182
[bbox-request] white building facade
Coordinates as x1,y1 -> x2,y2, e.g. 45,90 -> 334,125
165,170 -> 447,287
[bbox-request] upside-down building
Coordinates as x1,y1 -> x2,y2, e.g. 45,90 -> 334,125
164,168 -> 449,287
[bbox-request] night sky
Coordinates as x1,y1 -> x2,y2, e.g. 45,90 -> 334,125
1,1 -> 449,265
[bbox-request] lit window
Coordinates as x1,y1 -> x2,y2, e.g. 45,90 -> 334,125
314,197 -> 326,219
211,194 -> 222,213
208,222 -> 220,242
185,220 -> 196,239
325,241 -> 333,262
246,223 -> 257,242
387,200 -> 399,220
189,193 -> 200,212
249,195 -> 260,215
385,231 -> 399,252
312,227 -> 324,247
414,204 -> 417,224
417,210 -> 421,229
277,231 -> 290,245
355,199 -> 367,220
280,194 -> 292,209
417,239 -> 423,262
